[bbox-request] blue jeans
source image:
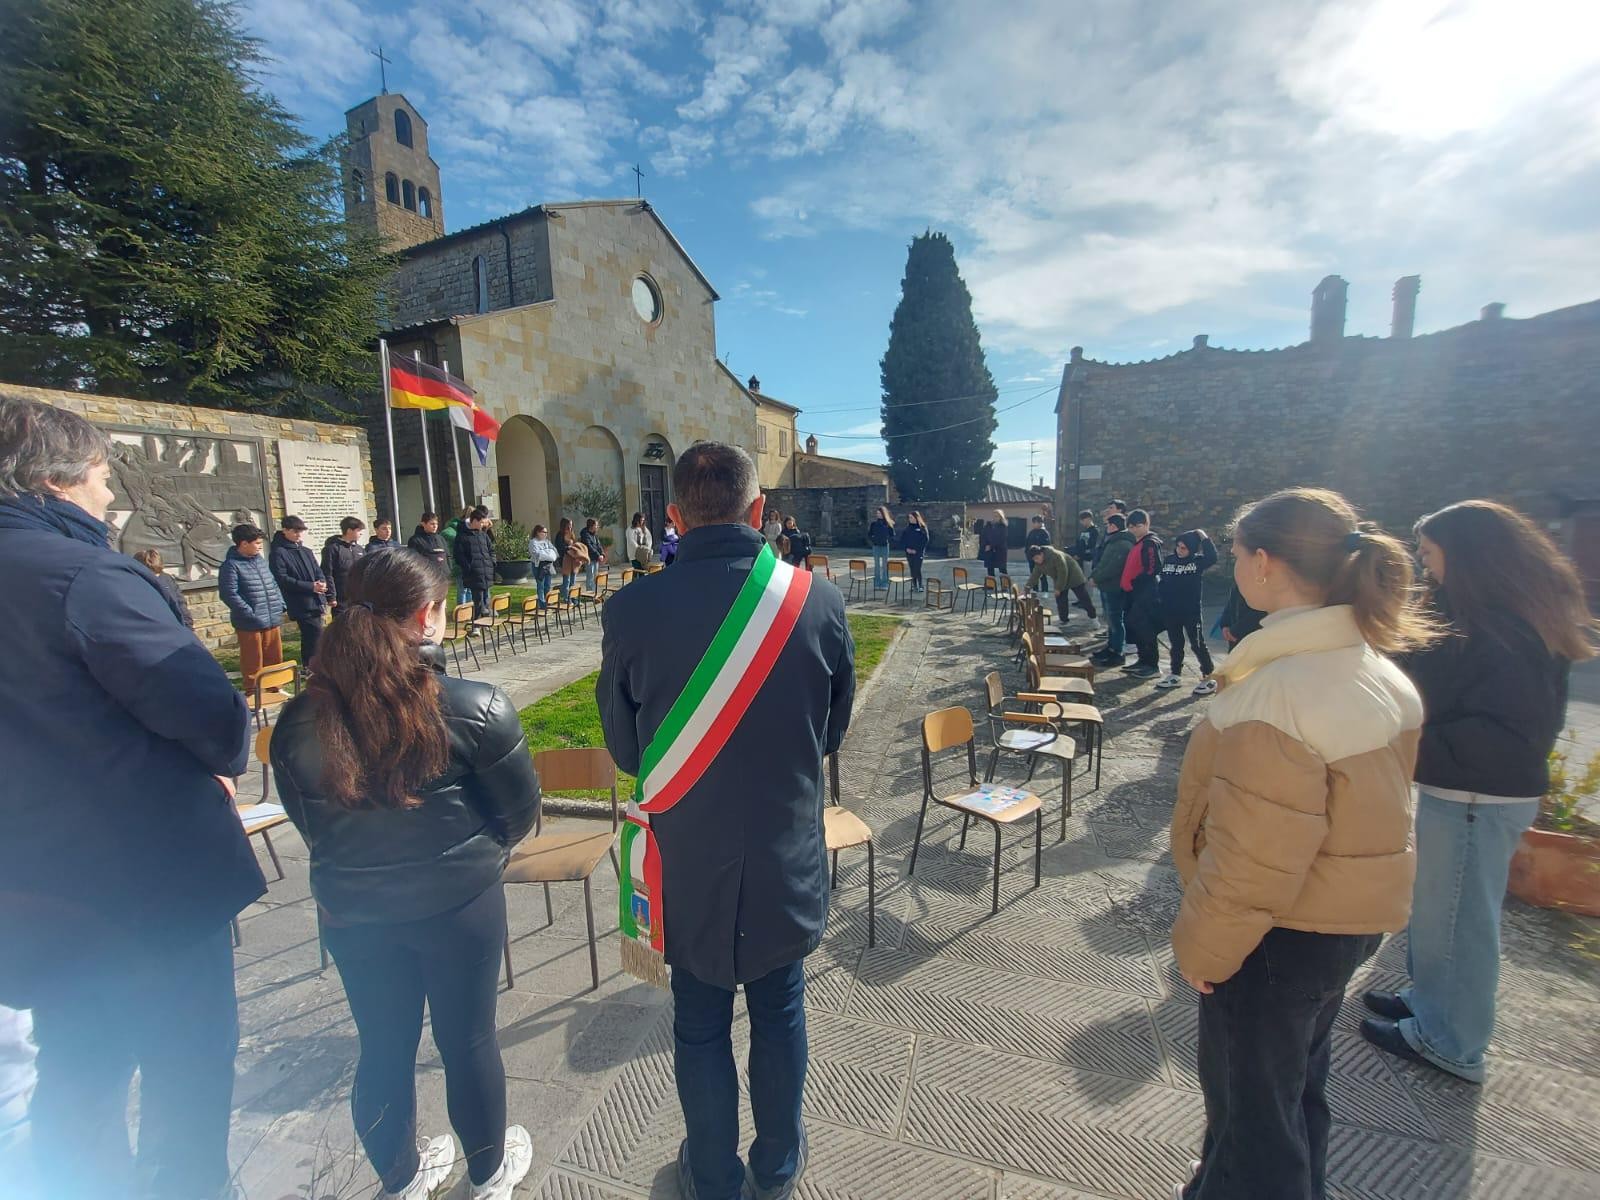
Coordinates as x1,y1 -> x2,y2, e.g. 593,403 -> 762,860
673,960 -> 807,1200
1398,789 -> 1538,1082
1099,588 -> 1125,656
561,572 -> 575,602
871,545 -> 889,588
535,572 -> 552,609
585,561 -> 598,593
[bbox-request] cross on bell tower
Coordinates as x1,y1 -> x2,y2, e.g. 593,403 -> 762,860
371,45 -> 392,94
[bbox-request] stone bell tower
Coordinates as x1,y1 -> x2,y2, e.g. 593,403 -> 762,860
343,93 -> 445,252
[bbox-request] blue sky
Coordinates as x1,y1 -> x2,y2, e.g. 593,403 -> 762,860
243,0 -> 1600,489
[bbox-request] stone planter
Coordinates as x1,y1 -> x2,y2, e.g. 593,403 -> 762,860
1508,828 -> 1600,916
495,559 -> 532,584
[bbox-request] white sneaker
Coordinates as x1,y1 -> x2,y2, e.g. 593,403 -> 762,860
471,1125 -> 533,1200
386,1135 -> 457,1199
1192,679 -> 1218,696
1154,674 -> 1182,690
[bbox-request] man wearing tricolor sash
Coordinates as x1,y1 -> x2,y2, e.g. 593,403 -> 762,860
599,443 -> 854,1200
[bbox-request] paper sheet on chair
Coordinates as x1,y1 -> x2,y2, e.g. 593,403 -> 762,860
239,803 -> 287,831
950,784 -> 1029,816
1005,729 -> 1055,751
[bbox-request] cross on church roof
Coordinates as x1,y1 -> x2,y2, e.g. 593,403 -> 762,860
632,163 -> 645,198
371,45 -> 392,94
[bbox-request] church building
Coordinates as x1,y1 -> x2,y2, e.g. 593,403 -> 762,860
343,91 -> 757,548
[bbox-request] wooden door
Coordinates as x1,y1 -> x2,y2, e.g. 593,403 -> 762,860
639,464 -> 668,548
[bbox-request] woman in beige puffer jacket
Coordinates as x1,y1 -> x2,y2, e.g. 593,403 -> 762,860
1169,488 -> 1431,1200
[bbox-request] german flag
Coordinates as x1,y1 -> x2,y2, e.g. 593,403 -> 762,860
387,355 -> 501,446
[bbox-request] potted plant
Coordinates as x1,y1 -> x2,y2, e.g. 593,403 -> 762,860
491,520 -> 533,583
1508,744 -> 1600,916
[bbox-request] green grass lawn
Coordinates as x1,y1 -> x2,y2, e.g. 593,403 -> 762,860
518,611 -> 904,802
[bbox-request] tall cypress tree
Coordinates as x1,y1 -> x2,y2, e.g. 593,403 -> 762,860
879,231 -> 997,500
0,0 -> 391,417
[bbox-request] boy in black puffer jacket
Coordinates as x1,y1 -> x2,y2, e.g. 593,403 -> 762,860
1156,529 -> 1218,695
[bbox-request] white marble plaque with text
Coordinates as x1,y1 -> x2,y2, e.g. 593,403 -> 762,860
277,440 -> 368,547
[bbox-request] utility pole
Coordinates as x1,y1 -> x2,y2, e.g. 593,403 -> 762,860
1028,440 -> 1038,485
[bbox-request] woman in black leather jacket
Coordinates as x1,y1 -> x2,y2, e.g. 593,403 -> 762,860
271,550 -> 540,1200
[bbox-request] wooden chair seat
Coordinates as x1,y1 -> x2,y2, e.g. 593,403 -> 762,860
237,804 -> 290,834
824,805 -> 872,851
1034,675 -> 1096,700
937,787 -> 1042,822
504,828 -> 616,884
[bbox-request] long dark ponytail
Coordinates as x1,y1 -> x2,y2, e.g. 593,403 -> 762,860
306,549 -> 452,809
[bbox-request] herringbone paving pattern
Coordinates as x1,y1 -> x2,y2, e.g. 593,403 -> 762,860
219,608 -> 1600,1200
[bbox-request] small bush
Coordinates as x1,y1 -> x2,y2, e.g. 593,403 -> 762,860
492,520 -> 531,561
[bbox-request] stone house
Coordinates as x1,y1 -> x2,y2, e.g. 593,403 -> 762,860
345,92 -> 758,550
748,376 -> 799,488
1054,276 -> 1600,598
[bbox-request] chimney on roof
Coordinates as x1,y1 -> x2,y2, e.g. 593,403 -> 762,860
747,375 -> 761,393
1310,275 -> 1348,344
805,434 -> 818,455
1481,302 -> 1506,321
1391,275 -> 1421,339
1192,334 -> 1209,349
1070,346 -> 1084,363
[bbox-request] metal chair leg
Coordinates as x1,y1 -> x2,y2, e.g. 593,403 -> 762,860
261,830 -> 285,881
1034,806 -> 1043,889
866,841 -> 876,948
503,932 -> 515,991
583,876 -> 599,992
831,849 -> 839,890
317,909 -> 329,970
542,883 -> 553,926
958,813 -> 970,851
908,794 -> 930,875
991,823 -> 1002,914
1095,725 -> 1103,791
231,917 -> 241,947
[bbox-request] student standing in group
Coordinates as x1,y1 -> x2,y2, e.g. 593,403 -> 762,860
1091,513 -> 1134,666
269,516 -> 330,667
1025,515 -> 1051,550
553,517 -> 582,601
1361,500 -> 1595,1084
1024,543 -> 1097,623
1169,487 -> 1426,1200
901,510 -> 929,591
0,397 -> 262,1200
271,551 -> 540,1200
408,512 -> 449,568
322,517 -> 367,617
527,524 -> 559,609
762,508 -> 784,556
867,505 -> 894,589
661,518 -> 680,566
979,509 -> 1009,578
598,442 -> 854,1200
1156,529 -> 1219,695
1092,499 -> 1127,569
579,518 -> 606,592
443,507 -> 472,605
626,511 -> 654,569
453,507 -> 496,619
220,523 -> 287,691
781,514 -> 812,568
368,518 -> 401,551
1071,509 -> 1101,570
131,547 -> 195,629
1119,509 -> 1164,678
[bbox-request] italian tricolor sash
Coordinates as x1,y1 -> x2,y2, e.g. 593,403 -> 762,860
618,544 -> 813,987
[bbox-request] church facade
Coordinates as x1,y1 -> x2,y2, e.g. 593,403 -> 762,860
345,93 -> 757,548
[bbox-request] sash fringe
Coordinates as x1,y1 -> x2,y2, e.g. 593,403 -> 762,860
620,937 -> 671,991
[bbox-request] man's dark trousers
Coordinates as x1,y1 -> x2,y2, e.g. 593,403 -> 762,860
673,960 -> 807,1200
1098,588 -> 1125,657
29,925 -> 239,1200
296,614 -> 324,668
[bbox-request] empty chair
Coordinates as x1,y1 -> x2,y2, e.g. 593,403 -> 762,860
251,660 -> 299,729
886,559 -> 911,605
438,602 -> 482,676
822,752 -> 875,947
924,577 -> 954,613
983,671 -> 1080,840
806,554 -> 834,581
845,558 -> 872,603
910,706 -> 1043,914
954,566 -> 985,614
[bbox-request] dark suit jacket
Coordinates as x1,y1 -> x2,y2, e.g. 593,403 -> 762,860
597,523 -> 856,988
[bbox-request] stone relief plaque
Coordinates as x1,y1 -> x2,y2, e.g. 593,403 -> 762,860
105,427 -> 270,588
277,440 -> 368,549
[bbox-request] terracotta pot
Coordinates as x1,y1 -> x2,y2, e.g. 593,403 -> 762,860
1508,828 -> 1600,916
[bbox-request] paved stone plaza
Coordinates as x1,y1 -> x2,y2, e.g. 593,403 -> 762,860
221,592 -> 1600,1200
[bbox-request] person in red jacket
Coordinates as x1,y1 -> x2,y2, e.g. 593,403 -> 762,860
1120,509 -> 1164,677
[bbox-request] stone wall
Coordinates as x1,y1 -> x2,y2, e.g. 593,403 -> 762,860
6,383 -> 375,651
1056,301 -> 1600,544
387,212 -> 555,330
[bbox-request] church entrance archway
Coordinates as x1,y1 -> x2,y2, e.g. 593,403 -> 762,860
495,415 -> 560,530
573,425 -> 627,551
638,434 -> 674,548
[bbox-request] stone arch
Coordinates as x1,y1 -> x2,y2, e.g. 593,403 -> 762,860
572,425 -> 627,551
495,415 -> 560,531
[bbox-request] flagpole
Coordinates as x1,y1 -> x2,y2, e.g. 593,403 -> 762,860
418,407 -> 437,512
443,357 -> 469,509
379,338 -> 401,534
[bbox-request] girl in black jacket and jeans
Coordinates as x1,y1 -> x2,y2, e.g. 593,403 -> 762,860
1360,500 -> 1595,1085
272,551 -> 541,1200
